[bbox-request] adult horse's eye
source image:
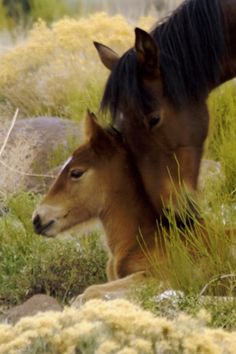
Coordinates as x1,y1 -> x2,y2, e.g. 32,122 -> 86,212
70,170 -> 84,180
149,115 -> 161,129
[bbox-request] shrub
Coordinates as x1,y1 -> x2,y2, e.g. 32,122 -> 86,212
0,14 -> 154,120
0,299 -> 236,354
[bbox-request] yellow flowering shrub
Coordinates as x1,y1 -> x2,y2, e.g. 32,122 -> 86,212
0,299 -> 235,354
0,13 -> 154,119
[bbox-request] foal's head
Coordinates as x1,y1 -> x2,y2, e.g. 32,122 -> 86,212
32,111 -> 132,237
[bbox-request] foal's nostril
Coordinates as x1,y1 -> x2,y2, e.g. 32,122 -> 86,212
33,214 -> 42,233
33,214 -> 41,226
32,213 -> 55,235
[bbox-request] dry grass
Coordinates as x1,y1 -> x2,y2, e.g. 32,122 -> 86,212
0,14 -> 154,120
0,110 -> 39,196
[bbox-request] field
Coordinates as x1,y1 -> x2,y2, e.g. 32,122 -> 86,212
0,1 -> 236,352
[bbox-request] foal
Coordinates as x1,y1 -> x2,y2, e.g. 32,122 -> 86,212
33,111 -> 164,302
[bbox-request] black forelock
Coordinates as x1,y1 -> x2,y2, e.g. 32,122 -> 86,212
100,0 -> 226,119
101,48 -> 154,119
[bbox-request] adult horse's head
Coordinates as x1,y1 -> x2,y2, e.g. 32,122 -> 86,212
94,0 -> 235,214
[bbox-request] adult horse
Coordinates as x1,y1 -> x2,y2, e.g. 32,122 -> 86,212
94,0 -> 236,215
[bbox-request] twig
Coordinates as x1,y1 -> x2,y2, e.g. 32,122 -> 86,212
199,274 -> 236,297
0,159 -> 56,178
0,108 -> 19,158
0,108 -> 56,179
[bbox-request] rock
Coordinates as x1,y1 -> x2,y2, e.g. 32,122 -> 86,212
2,294 -> 62,324
0,116 -> 81,193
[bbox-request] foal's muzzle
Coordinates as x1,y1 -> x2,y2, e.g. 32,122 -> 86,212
33,214 -> 55,235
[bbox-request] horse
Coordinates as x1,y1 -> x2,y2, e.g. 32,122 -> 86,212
94,0 -> 236,217
32,111 -> 165,302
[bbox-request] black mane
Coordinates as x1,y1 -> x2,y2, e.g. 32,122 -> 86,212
101,0 -> 225,117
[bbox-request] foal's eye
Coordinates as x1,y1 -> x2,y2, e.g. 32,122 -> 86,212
70,170 -> 84,180
149,115 -> 161,129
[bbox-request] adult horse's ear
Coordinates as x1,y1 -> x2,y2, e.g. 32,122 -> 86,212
94,42 -> 119,70
135,28 -> 159,74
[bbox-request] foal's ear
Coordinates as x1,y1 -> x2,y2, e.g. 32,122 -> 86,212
135,28 -> 159,74
84,111 -> 114,154
94,42 -> 120,70
84,110 -> 103,141
84,110 -> 110,144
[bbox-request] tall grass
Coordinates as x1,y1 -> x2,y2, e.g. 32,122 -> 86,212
208,83 -> 236,196
0,14 -> 145,120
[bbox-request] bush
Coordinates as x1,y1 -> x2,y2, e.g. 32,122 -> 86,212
0,14 -> 153,120
0,299 -> 236,354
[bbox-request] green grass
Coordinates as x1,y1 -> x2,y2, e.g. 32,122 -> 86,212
130,280 -> 236,330
207,82 -> 236,196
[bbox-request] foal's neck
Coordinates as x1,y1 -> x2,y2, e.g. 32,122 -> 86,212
100,174 -> 156,255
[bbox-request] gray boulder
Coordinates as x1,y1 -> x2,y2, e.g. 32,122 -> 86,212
1,294 -> 62,324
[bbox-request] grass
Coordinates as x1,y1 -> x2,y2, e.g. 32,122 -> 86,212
132,193 -> 236,330
130,280 -> 236,330
207,83 -> 236,197
0,13 -> 136,120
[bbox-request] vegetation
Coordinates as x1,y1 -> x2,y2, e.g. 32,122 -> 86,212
0,299 -> 236,354
0,13 -> 148,120
208,83 -> 236,196
0,0 -> 81,30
